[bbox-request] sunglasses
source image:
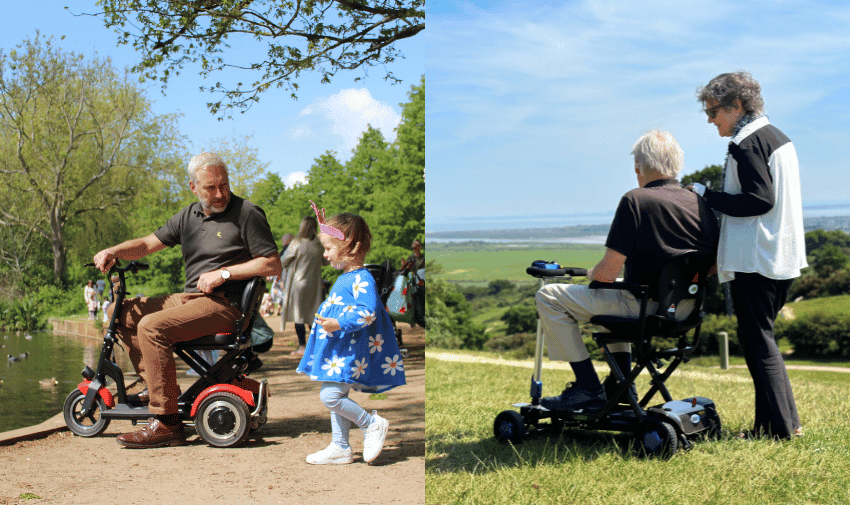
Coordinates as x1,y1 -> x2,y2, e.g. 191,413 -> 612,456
705,104 -> 726,119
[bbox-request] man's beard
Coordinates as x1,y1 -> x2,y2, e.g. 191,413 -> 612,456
200,195 -> 229,214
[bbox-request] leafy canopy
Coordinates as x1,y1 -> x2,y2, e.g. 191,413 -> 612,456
82,0 -> 425,118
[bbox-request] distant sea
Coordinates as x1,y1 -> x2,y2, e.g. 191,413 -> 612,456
426,200 -> 850,243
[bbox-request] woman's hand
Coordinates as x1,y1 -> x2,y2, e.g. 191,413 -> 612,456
316,316 -> 341,333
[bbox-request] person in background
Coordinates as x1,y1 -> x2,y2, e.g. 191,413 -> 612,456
102,274 -> 119,323
281,217 -> 327,354
689,71 -> 806,439
84,280 -> 98,321
401,239 -> 426,328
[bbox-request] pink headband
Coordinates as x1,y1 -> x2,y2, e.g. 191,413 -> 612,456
309,200 -> 346,241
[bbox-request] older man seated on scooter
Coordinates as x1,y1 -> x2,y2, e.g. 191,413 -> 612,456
93,152 -> 281,448
535,130 -> 719,411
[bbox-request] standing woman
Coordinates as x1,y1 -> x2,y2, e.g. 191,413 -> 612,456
689,71 -> 807,439
280,216 -> 327,354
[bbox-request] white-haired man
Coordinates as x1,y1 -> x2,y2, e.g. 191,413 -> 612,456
535,131 -> 719,411
93,152 -> 282,448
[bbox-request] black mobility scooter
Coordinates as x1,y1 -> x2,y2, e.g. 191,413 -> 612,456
494,251 -> 722,457
63,260 -> 269,447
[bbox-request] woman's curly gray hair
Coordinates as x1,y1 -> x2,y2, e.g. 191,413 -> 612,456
697,71 -> 764,116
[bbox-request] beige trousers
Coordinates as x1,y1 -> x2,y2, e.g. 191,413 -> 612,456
534,283 -> 657,362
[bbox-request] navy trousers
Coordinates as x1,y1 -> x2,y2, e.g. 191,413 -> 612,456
729,272 -> 800,438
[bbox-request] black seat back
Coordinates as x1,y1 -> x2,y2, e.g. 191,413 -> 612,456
364,261 -> 393,305
651,251 -> 714,326
235,277 -> 266,344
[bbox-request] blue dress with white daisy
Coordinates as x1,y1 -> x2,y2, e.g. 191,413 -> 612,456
297,268 -> 406,393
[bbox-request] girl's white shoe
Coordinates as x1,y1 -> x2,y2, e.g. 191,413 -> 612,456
363,411 -> 389,463
306,443 -> 353,465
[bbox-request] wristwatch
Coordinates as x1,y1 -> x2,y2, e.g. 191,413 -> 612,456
220,268 -> 231,281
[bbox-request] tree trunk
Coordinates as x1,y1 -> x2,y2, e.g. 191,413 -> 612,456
49,209 -> 66,285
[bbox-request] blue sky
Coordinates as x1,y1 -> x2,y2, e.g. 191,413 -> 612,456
1,1 -> 423,188
426,0 -> 850,232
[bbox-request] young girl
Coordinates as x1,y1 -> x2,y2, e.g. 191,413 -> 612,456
297,202 -> 406,465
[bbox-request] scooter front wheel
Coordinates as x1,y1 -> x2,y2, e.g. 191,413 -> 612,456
195,392 -> 250,447
494,410 -> 526,444
64,389 -> 111,437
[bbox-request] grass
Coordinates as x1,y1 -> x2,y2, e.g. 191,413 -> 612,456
425,350 -> 850,505
786,294 -> 850,319
429,242 -> 604,285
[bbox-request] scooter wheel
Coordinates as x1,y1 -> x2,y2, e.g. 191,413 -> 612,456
63,389 -> 111,437
494,410 -> 526,444
195,392 -> 250,447
636,418 -> 678,459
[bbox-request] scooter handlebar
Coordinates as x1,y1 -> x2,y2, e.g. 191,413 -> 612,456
526,266 -> 588,278
84,260 -> 150,273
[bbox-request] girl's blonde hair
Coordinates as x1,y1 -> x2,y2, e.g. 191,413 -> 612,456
325,213 -> 371,257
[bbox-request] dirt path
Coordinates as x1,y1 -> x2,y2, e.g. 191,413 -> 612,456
0,318 -> 424,505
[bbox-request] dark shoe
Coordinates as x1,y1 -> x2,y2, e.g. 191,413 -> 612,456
540,382 -> 606,411
127,388 -> 149,405
602,375 -> 638,405
117,418 -> 186,449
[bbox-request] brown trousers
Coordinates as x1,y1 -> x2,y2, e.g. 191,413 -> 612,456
109,292 -> 241,415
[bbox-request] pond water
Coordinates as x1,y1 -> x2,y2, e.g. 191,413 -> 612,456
0,330 -> 133,433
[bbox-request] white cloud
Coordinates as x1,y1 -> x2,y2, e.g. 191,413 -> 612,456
300,88 -> 401,157
283,171 -> 308,188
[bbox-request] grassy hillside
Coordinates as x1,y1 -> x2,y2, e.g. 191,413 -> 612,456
429,241 -> 605,285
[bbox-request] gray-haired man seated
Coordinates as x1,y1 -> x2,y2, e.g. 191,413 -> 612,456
535,130 -> 719,411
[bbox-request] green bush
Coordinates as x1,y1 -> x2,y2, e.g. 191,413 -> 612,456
426,279 -> 487,349
0,297 -> 43,331
778,311 -> 850,358
33,284 -> 86,319
500,304 -> 538,335
692,314 -> 741,355
485,332 -> 537,358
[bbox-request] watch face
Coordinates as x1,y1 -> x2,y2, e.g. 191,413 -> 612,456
221,269 -> 230,279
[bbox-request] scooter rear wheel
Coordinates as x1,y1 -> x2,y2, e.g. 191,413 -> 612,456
63,389 -> 111,437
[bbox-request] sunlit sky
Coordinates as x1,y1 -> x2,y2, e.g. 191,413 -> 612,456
426,0 -> 850,232
2,0 -> 424,188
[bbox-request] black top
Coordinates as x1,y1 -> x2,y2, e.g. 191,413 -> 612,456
606,178 -> 720,289
702,123 -> 790,217
154,194 -> 278,303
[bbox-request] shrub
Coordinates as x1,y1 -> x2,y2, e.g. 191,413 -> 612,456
500,304 -> 538,335
426,279 -> 487,349
778,311 -> 850,358
692,314 -> 741,355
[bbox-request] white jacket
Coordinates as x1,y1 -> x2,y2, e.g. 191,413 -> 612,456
715,117 -> 808,283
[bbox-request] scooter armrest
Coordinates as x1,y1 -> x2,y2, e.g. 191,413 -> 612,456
588,280 -> 647,299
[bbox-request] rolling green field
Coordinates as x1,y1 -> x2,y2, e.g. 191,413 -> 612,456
426,352 -> 850,505
429,241 -> 605,285
786,293 -> 850,318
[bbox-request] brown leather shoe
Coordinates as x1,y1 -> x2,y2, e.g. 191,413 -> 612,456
127,388 -> 149,405
117,418 -> 186,449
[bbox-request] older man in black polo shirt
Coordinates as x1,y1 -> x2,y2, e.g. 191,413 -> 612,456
535,130 -> 719,411
93,152 -> 282,448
